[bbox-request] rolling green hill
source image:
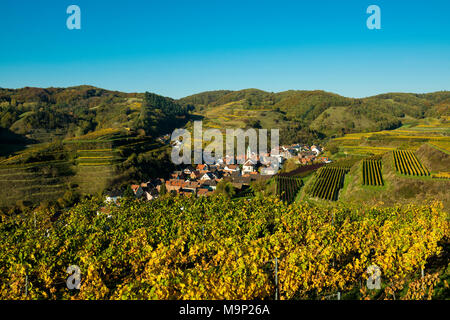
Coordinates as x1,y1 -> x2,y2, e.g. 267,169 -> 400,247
0,86 -> 449,209
0,86 -> 190,145
179,89 -> 450,143
0,87 -> 189,206
0,128 -> 175,208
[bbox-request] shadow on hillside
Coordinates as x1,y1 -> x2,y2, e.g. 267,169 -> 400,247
188,114 -> 204,122
0,128 -> 36,158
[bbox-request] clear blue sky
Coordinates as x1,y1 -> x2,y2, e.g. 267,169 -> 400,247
0,0 -> 449,98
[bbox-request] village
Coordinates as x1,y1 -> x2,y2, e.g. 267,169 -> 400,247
105,143 -> 330,203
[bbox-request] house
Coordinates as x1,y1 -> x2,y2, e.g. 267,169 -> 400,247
105,190 -> 122,204
280,150 -> 292,159
208,165 -> 222,178
318,156 -> 331,163
259,155 -> 272,165
166,179 -> 185,193
190,170 -> 202,180
144,188 -> 159,201
224,164 -> 240,173
196,164 -> 209,172
130,185 -> 144,198
242,159 -> 256,174
200,179 -> 217,190
300,157 -> 313,165
236,154 -> 246,163
183,166 -> 195,175
155,179 -> 165,192
200,172 -> 216,181
183,181 -> 199,192
311,145 -> 321,155
171,171 -> 185,180
232,176 -> 252,186
261,166 -> 277,175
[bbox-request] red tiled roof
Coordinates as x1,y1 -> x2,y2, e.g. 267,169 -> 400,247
167,179 -> 185,187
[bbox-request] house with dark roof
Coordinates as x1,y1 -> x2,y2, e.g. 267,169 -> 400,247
183,165 -> 195,175
200,172 -> 217,181
144,188 -> 159,201
131,185 -> 144,198
105,190 -> 122,204
190,170 -> 202,180
200,179 -> 217,190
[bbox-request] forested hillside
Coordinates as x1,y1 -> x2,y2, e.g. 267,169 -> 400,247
0,87 -> 187,208
180,89 -> 450,143
0,86 -> 190,143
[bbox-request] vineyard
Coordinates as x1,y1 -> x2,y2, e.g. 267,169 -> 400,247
0,196 -> 448,300
362,158 -> 383,186
279,163 -> 325,177
431,172 -> 450,179
327,157 -> 361,170
393,150 -> 430,176
275,176 -> 303,203
309,167 -> 349,201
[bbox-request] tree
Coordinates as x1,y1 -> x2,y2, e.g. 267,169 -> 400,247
250,180 -> 266,196
159,183 -> 167,196
123,185 -> 135,198
215,181 -> 235,198
327,144 -> 339,155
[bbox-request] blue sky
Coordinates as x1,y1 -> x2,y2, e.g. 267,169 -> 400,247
0,0 -> 449,98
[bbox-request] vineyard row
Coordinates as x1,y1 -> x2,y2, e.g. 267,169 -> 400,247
362,159 -> 383,186
310,167 -> 348,201
393,150 -> 429,176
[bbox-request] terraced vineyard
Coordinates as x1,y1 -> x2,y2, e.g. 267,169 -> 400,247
393,150 -> 430,176
339,146 -> 394,156
310,167 -> 349,201
275,176 -> 303,203
327,157 -> 362,170
362,158 -> 383,186
431,172 -> 450,179
0,161 -> 72,206
0,130 -> 165,206
75,149 -> 123,166
428,141 -> 450,154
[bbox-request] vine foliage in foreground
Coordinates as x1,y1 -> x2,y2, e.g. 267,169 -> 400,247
0,195 -> 448,300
